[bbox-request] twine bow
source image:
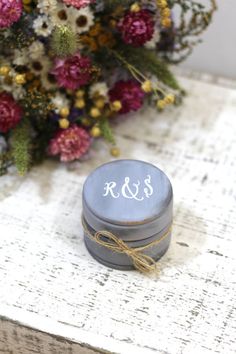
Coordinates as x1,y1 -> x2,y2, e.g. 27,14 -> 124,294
82,217 -> 172,274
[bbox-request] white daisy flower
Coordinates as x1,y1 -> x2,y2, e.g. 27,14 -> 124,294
89,82 -> 109,99
50,4 -> 94,34
29,57 -> 48,76
37,0 -> 57,15
29,41 -> 45,60
70,6 -> 94,34
51,93 -> 70,113
33,15 -> 54,37
12,49 -> 29,66
28,57 -> 56,90
50,3 -> 71,27
11,85 -> 26,100
30,56 -> 58,90
40,69 -> 57,91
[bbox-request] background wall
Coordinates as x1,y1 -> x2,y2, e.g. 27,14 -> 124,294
180,0 -> 236,79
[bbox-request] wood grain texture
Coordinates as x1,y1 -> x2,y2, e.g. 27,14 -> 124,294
0,75 -> 236,354
0,317 -> 103,354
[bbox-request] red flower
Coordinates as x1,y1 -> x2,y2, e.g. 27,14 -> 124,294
52,52 -> 92,90
117,10 -> 154,47
62,0 -> 95,9
109,80 -> 145,114
0,93 -> 22,133
48,124 -> 91,162
0,0 -> 22,28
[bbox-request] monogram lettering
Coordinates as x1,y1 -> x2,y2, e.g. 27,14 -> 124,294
103,181 -> 120,198
144,175 -> 153,198
103,175 -> 154,201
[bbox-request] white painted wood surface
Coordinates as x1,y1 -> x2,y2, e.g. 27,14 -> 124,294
0,75 -> 236,354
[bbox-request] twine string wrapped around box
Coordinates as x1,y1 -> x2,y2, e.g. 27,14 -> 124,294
82,216 -> 172,274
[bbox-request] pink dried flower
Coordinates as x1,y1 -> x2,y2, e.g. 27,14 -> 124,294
0,92 -> 22,133
0,0 -> 22,28
52,52 -> 92,90
48,124 -> 91,162
117,9 -> 154,47
62,0 -> 94,9
109,80 -> 145,114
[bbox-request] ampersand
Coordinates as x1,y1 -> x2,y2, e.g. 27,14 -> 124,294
121,177 -> 144,201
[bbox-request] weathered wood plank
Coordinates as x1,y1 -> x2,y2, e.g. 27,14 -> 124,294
0,317 -> 104,354
0,76 -> 235,354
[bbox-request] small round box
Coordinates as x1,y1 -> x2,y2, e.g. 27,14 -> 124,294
82,159 -> 173,270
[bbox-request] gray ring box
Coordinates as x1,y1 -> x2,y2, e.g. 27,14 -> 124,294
82,159 -> 173,270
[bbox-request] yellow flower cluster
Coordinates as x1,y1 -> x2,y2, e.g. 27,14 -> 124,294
156,0 -> 172,28
58,107 -> 70,129
81,23 -> 116,52
141,80 -> 175,110
57,87 -> 121,158
130,3 -> 141,12
141,80 -> 152,93
0,66 -> 11,77
0,66 -> 26,85
157,94 -> 175,110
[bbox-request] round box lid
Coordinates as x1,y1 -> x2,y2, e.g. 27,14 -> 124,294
82,160 -> 173,240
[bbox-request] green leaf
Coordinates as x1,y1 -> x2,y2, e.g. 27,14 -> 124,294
0,151 -> 12,176
115,45 -> 181,90
11,119 -> 31,176
99,118 -> 116,145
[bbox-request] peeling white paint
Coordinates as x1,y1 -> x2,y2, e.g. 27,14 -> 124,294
0,75 -> 235,354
